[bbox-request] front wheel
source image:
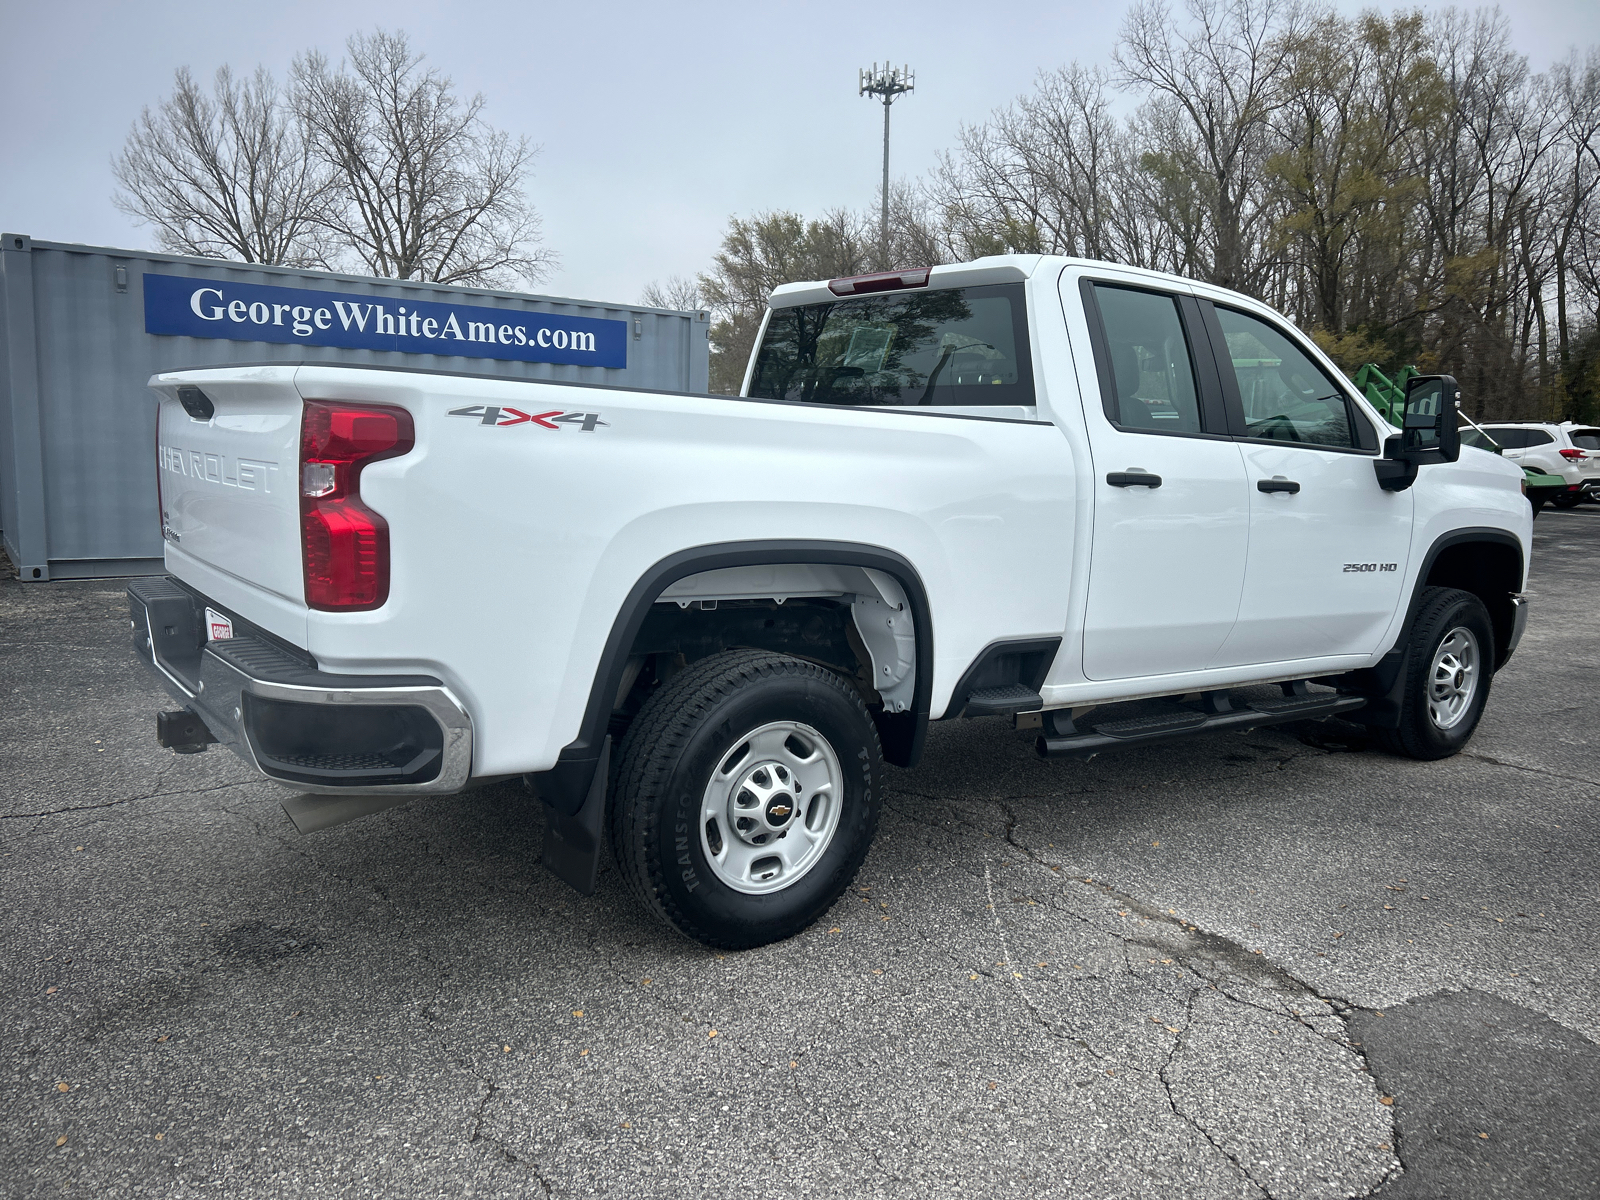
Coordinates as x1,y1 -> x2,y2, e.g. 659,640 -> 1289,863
610,650 -> 884,949
1375,587 -> 1495,760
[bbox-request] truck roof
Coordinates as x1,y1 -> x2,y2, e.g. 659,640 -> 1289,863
765,255 -> 1264,312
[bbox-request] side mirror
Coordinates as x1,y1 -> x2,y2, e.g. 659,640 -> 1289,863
1374,373 -> 1462,490
1399,374 -> 1461,464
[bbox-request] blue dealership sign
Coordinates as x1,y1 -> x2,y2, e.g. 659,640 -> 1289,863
142,273 -> 627,369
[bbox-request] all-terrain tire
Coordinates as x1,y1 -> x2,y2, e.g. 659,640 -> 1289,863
609,650 -> 883,949
1374,586 -> 1496,761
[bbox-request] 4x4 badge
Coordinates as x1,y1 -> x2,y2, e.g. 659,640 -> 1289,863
448,405 -> 608,431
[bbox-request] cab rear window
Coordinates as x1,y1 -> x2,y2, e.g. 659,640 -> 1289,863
747,283 -> 1034,407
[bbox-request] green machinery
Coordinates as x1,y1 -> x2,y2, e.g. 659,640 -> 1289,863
1355,362 -> 1562,512
1351,362 -> 1418,427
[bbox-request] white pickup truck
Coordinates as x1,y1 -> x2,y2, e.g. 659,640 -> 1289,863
131,255 -> 1531,949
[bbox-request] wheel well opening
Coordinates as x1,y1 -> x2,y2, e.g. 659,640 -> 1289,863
1424,541 -> 1522,666
612,598 -> 877,729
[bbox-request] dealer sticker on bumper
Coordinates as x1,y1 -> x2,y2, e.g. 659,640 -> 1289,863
204,608 -> 234,641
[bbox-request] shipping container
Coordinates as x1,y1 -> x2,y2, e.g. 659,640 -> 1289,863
0,235 -> 710,580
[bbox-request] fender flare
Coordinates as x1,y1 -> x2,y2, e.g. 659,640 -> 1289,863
531,540 -> 935,816
1338,525 -> 1525,727
1405,526 -> 1525,662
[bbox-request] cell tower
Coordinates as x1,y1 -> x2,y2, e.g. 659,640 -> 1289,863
858,62 -> 915,267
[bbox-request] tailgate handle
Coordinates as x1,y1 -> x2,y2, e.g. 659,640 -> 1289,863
177,386 -> 215,421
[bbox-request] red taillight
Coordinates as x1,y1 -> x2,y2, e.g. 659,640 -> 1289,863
300,400 -> 414,611
827,268 -> 931,296
1558,448 -> 1585,460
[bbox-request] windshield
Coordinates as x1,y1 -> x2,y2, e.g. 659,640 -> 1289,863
747,283 -> 1033,407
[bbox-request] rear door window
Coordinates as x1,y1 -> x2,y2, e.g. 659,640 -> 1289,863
1483,428 -> 1550,449
1088,284 -> 1204,434
747,283 -> 1033,407
1481,428 -> 1524,448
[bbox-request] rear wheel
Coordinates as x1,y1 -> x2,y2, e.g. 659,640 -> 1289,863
1551,491 -> 1583,509
610,650 -> 883,949
1375,587 -> 1495,760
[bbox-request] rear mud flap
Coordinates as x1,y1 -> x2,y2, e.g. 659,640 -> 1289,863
541,736 -> 610,896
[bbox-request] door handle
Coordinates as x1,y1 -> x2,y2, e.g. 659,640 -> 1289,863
1107,471 -> 1162,488
1257,478 -> 1301,494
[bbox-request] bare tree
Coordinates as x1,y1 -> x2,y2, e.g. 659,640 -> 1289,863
292,29 -> 553,287
1117,0 -> 1306,291
931,65 -> 1136,262
1265,10 -> 1440,334
639,276 -> 703,311
674,3 -> 1600,419
880,180 -> 954,269
113,65 -> 332,266
696,210 -> 874,393
1546,49 -> 1600,384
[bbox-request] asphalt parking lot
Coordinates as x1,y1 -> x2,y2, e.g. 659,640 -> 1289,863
4,508 -> 1598,1200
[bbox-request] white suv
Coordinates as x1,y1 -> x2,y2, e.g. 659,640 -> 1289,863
1460,422 -> 1600,508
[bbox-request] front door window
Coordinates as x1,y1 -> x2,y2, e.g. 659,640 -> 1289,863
1213,307 -> 1356,448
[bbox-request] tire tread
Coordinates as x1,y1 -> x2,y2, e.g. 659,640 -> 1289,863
609,649 -> 881,948
1375,586 -> 1494,760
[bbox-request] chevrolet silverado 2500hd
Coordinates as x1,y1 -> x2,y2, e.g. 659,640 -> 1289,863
130,256 -> 1531,949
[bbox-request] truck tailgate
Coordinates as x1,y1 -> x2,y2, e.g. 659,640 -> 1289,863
151,367 -> 304,607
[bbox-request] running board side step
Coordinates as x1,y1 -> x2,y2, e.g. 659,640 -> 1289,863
964,684 -> 1045,717
1035,689 -> 1368,758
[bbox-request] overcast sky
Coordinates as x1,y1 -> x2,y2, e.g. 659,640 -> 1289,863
2,0 -> 1596,305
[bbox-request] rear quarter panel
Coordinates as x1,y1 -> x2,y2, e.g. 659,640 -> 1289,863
292,367 -> 1078,776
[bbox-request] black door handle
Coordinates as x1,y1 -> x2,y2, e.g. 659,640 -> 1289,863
1107,472 -> 1162,488
1257,478 -> 1301,494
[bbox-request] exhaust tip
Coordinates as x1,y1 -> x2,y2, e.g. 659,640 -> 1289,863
280,793 -> 411,835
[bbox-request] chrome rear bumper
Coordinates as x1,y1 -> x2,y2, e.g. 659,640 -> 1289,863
128,576 -> 472,795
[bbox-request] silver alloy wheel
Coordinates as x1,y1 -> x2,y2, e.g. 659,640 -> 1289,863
699,720 -> 843,895
1427,625 -> 1481,730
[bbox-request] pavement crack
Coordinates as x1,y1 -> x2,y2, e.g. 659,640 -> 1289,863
2,780 -> 242,820
1200,975 -> 1338,1042
469,1077 -> 553,1195
982,856 -> 1107,1060
469,1078 -> 499,1144
1065,873 -> 1368,1014
1460,751 -> 1600,791
1152,988 -> 1275,1199
990,800 -> 1406,1188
